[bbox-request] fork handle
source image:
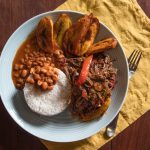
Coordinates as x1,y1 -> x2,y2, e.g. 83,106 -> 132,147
106,114 -> 119,137
106,70 -> 133,137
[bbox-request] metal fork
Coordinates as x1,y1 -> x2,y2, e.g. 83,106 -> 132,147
106,49 -> 142,138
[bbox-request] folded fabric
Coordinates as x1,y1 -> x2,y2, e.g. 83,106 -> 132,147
42,0 -> 150,149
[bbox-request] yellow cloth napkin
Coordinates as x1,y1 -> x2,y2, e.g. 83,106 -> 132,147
42,0 -> 150,149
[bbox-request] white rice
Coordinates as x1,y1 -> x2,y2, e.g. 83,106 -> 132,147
23,69 -> 71,116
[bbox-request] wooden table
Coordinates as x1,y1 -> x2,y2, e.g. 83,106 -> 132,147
0,0 -> 150,150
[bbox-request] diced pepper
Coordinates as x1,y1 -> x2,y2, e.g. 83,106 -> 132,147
82,89 -> 87,98
76,55 -> 93,86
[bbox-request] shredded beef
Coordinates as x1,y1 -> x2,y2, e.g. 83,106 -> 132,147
66,53 -> 117,118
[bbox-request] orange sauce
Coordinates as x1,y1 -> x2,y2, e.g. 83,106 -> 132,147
12,31 -> 38,85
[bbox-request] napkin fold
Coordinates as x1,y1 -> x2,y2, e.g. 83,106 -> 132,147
42,0 -> 150,149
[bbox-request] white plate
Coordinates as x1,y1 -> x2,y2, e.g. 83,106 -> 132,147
0,10 -> 128,142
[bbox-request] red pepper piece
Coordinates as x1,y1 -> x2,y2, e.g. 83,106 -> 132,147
76,55 -> 93,86
82,89 -> 87,98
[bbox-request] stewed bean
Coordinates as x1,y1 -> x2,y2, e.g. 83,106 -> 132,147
52,75 -> 58,82
21,70 -> 28,78
35,67 -> 41,73
54,50 -> 60,55
26,61 -> 32,66
17,78 -> 24,84
37,80 -> 42,86
47,78 -> 53,84
14,64 -> 20,70
14,72 -> 20,78
16,83 -> 22,89
47,86 -> 53,90
30,68 -> 35,74
26,76 -> 35,84
13,48 -> 62,90
41,82 -> 48,90
33,73 -> 41,80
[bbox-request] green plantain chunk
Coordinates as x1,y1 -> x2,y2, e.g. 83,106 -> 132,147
54,14 -> 72,49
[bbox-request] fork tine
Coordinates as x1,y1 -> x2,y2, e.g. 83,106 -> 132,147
128,50 -> 139,69
128,49 -> 142,71
129,61 -> 133,71
134,52 -> 142,70
128,49 -> 136,63
130,50 -> 140,69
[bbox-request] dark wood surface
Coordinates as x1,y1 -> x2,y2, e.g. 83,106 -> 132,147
100,110 -> 150,150
138,0 -> 150,18
0,0 -> 150,150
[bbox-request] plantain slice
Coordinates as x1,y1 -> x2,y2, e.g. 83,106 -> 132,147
86,38 -> 117,55
36,16 -> 54,53
54,14 -> 72,49
63,14 -> 99,56
80,98 -> 111,121
79,17 -> 100,56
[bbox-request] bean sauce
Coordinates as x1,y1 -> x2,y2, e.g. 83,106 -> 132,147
12,31 -> 61,91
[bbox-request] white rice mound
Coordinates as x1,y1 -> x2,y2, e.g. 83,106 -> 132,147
23,69 -> 71,116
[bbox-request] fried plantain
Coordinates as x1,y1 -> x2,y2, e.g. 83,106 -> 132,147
79,17 -> 100,55
54,14 -> 72,49
86,38 -> 117,55
36,17 -> 54,53
63,14 -> 100,56
80,98 -> 111,121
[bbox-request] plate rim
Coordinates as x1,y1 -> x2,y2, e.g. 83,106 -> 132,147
0,10 -> 129,142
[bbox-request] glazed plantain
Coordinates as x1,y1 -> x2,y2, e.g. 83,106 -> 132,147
63,14 -> 100,56
54,14 -> 72,49
79,17 -> 100,56
36,17 -> 54,53
86,38 -> 117,55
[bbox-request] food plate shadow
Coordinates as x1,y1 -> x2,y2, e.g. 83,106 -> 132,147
12,91 -> 48,126
12,90 -> 79,126
39,108 -> 80,125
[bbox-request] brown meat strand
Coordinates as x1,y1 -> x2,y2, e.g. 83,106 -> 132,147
67,54 -> 117,121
